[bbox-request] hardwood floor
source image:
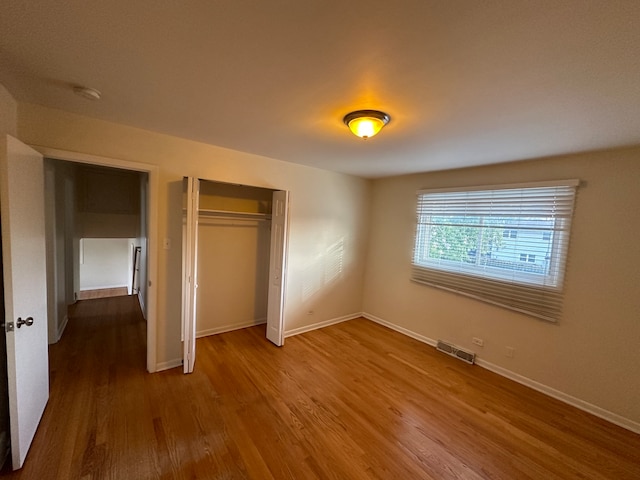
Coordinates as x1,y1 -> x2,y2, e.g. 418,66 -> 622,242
2,296 -> 639,479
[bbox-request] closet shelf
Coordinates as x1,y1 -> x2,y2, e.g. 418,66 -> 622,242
198,209 -> 272,221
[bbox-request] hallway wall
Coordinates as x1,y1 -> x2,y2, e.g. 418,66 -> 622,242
79,238 -> 133,291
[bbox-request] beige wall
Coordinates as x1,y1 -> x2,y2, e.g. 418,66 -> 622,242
79,238 -> 132,291
0,84 -> 17,137
195,181 -> 273,336
363,148 -> 640,425
196,219 -> 270,335
17,102 -> 371,367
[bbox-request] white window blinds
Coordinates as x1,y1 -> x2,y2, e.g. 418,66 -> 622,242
411,180 -> 579,322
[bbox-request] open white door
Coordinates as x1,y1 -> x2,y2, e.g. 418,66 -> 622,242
181,177 -> 199,373
266,190 -> 289,346
0,136 -> 49,469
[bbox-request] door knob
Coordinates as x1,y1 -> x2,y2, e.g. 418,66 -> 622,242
16,317 -> 34,328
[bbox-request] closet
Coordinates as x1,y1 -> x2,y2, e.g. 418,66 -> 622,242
181,178 -> 289,373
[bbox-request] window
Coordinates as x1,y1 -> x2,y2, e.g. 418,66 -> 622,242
519,254 -> 536,263
412,180 -> 579,322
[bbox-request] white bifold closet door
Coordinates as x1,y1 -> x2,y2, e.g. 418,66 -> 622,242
266,190 -> 289,346
181,178 -> 289,373
182,177 -> 200,373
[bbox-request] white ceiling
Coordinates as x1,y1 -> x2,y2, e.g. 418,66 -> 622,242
2,1 -> 639,178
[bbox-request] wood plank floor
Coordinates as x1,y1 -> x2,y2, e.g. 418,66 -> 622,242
1,296 -> 639,479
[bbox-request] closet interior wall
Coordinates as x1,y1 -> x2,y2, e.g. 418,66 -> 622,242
194,180 -> 274,337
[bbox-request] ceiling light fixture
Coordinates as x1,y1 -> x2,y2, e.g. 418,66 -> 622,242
73,86 -> 101,101
343,109 -> 390,139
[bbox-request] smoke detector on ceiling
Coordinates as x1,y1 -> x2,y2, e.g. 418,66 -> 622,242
73,86 -> 101,101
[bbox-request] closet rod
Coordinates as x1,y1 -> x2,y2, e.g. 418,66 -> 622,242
198,209 -> 272,221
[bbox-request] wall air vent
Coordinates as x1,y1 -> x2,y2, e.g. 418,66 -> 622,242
436,340 -> 476,365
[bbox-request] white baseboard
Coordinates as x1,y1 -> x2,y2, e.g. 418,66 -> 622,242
284,313 -> 362,338
155,359 -> 183,372
79,284 -> 128,291
56,315 -> 69,342
196,318 -> 266,338
363,312 -> 438,348
475,359 -> 640,434
362,312 -> 640,435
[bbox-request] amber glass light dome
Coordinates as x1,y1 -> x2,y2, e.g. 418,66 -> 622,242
343,110 -> 390,139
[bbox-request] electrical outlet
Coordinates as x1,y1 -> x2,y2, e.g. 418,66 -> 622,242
506,347 -> 515,358
472,337 -> 484,347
